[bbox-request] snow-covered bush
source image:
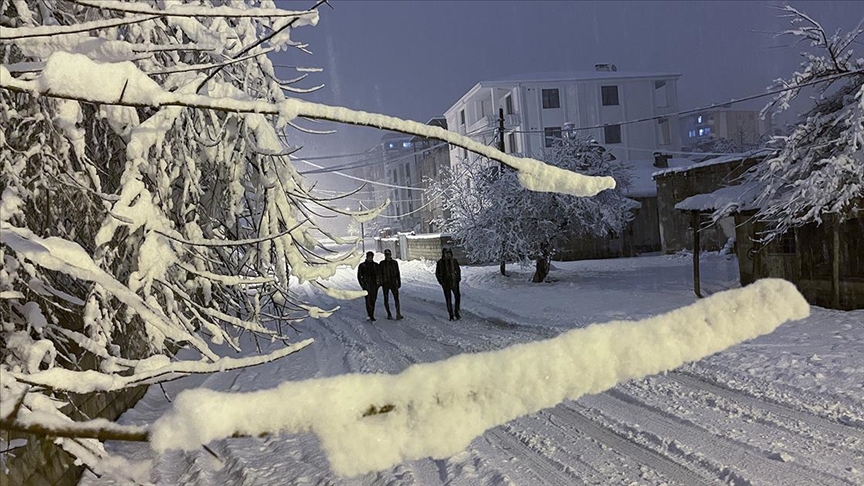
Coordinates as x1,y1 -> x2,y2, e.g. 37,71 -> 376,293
745,6 -> 864,242
434,136 -> 637,282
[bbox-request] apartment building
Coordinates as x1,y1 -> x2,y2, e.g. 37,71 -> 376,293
413,117 -> 450,233
443,64 -> 682,168
679,108 -> 771,151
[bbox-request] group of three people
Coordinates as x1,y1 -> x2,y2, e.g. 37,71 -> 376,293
356,247 -> 462,322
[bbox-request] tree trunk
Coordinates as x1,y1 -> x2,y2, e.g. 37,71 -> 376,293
532,247 -> 551,283
499,241 -> 507,276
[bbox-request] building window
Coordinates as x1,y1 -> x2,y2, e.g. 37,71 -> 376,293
459,110 -> 465,126
507,132 -> 517,153
544,127 -> 562,147
654,80 -> 668,108
601,85 -> 619,106
402,141 -> 412,149
505,94 -> 514,115
657,118 -> 671,145
604,124 -> 622,144
697,115 -> 703,124
542,89 -> 560,109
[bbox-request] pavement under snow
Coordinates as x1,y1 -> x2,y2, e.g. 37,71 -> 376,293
81,252 -> 864,485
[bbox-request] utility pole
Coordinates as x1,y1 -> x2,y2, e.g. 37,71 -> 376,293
498,108 -> 507,277
498,108 -> 505,172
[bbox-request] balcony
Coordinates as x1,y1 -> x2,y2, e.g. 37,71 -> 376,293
466,113 -> 521,136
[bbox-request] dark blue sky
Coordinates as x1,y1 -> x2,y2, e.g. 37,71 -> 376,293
273,0 -> 862,185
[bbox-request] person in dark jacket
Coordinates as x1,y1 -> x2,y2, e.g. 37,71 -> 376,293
379,249 -> 403,320
435,247 -> 461,320
356,251 -> 379,321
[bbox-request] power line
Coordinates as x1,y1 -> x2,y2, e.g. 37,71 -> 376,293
298,141 -> 448,175
509,69 -> 864,135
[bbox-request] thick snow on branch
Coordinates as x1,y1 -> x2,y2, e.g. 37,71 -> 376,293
11,339 -> 313,393
0,223 -> 218,361
70,0 -> 319,21
150,279 -> 808,476
2,52 -> 615,198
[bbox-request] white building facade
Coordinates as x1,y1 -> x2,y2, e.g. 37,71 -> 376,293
444,65 -> 682,168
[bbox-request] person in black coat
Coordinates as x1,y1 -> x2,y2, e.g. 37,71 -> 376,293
356,251 -> 379,321
379,248 -> 403,320
435,247 -> 461,320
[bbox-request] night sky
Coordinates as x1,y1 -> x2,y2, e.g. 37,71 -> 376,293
273,0 -> 862,189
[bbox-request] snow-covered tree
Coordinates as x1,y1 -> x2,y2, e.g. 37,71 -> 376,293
745,6 -> 864,242
0,1 -> 615,480
435,137 -> 637,282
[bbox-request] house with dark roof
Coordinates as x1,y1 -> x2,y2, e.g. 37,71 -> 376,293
652,149 -> 771,254
677,180 -> 864,310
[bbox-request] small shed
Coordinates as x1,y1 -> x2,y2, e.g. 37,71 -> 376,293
653,150 -> 771,253
677,185 -> 864,310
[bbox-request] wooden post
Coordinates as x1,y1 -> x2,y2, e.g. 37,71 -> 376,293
692,211 -> 702,298
832,221 -> 840,309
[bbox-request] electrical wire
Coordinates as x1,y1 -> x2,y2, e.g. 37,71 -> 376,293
508,69 -> 864,135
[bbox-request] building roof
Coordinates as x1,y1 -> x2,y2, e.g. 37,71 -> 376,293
482,70 -> 681,85
625,157 -> 693,198
445,70 -> 681,116
652,149 -> 775,179
674,181 -> 765,221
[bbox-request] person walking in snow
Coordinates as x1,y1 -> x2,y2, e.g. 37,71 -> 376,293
379,249 -> 403,320
357,251 -> 380,321
435,247 -> 461,321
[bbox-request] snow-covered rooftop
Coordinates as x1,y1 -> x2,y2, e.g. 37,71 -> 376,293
675,181 -> 765,221
482,70 -> 681,85
652,149 -> 774,179
625,157 -> 693,198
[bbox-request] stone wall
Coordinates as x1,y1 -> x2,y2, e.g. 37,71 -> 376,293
375,234 -> 469,263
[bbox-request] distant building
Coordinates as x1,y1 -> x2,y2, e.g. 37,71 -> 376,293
679,108 -> 771,151
443,64 -> 682,169
378,132 -> 422,232
413,117 -> 450,233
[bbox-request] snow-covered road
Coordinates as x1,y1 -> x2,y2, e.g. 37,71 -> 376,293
82,253 -> 864,485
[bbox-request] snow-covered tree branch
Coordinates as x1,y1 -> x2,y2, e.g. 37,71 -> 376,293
745,6 -> 864,241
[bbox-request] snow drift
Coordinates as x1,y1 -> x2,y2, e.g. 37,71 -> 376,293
150,278 -> 809,476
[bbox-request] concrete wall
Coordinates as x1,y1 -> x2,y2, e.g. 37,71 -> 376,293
376,234 -> 469,263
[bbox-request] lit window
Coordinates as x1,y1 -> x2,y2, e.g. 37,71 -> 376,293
387,142 -> 398,149
698,128 -> 705,136
697,115 -> 703,124
402,141 -> 412,149
704,127 -> 711,135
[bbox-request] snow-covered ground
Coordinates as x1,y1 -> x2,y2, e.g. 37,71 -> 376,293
81,252 -> 864,485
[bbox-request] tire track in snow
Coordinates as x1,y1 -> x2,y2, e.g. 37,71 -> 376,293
552,404 -> 716,486
484,427 -> 587,486
582,390 -> 855,486
669,370 -> 864,443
